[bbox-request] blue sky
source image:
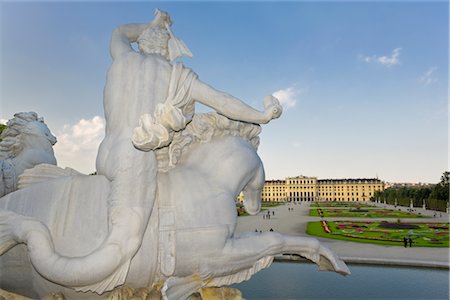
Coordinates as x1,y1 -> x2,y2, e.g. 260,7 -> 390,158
1,1 -> 448,183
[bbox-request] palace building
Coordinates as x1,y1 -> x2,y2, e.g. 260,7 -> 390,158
261,179 -> 286,202
238,176 -> 384,203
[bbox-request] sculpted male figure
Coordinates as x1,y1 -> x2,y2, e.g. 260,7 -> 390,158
0,10 -> 350,298
94,9 -> 282,289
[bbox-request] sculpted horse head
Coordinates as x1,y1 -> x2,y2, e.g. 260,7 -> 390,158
0,112 -> 57,197
154,113 -> 349,299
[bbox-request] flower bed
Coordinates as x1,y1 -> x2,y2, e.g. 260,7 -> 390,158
311,202 -> 373,208
364,230 -> 391,235
340,233 -> 401,243
435,231 -> 449,235
379,223 -> 420,229
321,220 -> 331,233
306,221 -> 449,247
429,225 -> 449,230
309,207 -> 426,218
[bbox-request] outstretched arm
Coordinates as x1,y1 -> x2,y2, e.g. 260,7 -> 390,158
191,80 -> 282,124
110,23 -> 149,59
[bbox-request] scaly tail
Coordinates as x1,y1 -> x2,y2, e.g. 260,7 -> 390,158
0,208 -> 142,294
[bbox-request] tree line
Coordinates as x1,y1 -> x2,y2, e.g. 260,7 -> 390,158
0,123 -> 6,141
373,172 -> 449,212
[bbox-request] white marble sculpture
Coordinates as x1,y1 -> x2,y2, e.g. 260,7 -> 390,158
0,9 -> 349,300
0,112 -> 57,197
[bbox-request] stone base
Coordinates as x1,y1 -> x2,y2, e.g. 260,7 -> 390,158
0,287 -> 243,300
0,289 -> 35,300
198,287 -> 243,300
0,289 -> 66,300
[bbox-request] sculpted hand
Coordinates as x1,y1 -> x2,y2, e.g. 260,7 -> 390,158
263,95 -> 283,123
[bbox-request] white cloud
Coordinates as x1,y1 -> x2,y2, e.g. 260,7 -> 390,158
0,119 -> 7,125
418,67 -> 438,85
272,87 -> 299,109
363,48 -> 402,67
53,116 -> 105,174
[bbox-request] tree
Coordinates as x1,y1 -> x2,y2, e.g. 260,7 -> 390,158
440,171 -> 449,186
429,171 -> 449,202
0,123 -> 6,141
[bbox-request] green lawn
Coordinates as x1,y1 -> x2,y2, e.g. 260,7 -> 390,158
261,202 -> 284,207
309,208 -> 426,218
311,202 -> 373,208
236,202 -> 283,216
307,221 -> 449,247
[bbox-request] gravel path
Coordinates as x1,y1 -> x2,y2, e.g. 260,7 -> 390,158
235,202 -> 449,268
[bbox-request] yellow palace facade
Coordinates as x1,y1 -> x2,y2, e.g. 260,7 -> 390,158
238,176 -> 384,202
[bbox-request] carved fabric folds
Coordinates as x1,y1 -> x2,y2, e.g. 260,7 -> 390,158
132,62 -> 197,151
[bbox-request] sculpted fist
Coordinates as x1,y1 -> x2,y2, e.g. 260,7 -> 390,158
263,95 -> 283,123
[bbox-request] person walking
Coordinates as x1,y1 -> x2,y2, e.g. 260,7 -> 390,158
408,237 -> 413,247
403,237 -> 408,248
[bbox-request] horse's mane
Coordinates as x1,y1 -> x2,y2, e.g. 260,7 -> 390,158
156,112 -> 261,171
0,112 -> 43,160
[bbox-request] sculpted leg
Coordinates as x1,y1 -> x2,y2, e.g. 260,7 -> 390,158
200,232 -> 350,278
241,162 -> 264,216
161,230 -> 349,300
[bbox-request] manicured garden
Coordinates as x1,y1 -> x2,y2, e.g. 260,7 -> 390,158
306,220 -> 449,247
261,202 -> 284,207
311,202 -> 373,208
309,207 -> 426,218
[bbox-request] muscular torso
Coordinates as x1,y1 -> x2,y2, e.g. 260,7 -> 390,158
96,52 -> 172,178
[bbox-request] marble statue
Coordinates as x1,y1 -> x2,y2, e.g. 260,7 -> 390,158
0,9 -> 349,300
0,112 -> 57,197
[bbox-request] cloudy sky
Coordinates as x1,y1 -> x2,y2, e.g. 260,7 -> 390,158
1,0 -> 447,183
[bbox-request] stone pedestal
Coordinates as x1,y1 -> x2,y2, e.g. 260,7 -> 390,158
0,287 -> 243,300
199,287 -> 243,300
0,289 -> 37,300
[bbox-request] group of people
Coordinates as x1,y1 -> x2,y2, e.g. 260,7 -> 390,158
254,228 -> 274,232
403,236 -> 413,247
262,210 -> 275,220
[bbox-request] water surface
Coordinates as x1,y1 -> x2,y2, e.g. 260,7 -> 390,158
232,261 -> 449,299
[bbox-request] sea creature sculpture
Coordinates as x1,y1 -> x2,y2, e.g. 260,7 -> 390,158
0,112 -> 57,197
0,9 -> 349,300
0,113 -> 348,299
